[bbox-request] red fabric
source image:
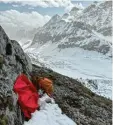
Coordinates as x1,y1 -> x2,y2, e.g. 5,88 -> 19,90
13,74 -> 39,119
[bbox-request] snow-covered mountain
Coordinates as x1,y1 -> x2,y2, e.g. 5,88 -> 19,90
25,1 -> 112,99
32,1 -> 112,56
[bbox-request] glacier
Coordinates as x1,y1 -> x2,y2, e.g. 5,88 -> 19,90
25,42 -> 112,99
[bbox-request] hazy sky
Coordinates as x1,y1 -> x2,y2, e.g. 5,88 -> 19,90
0,0 -> 100,16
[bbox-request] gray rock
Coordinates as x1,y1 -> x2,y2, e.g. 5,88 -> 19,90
0,54 -> 3,69
0,25 -> 32,125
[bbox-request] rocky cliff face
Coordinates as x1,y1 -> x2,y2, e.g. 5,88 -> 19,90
32,64 -> 112,125
0,25 -> 32,125
32,1 -> 112,56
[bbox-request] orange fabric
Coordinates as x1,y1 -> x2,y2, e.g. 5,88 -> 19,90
38,78 -> 53,96
13,74 -> 39,119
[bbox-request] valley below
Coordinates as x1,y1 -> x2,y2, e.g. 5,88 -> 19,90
25,44 -> 112,99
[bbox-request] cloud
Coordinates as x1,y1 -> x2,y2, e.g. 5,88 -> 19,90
0,0 -> 74,8
12,4 -> 19,7
28,7 -> 35,10
0,9 -> 51,40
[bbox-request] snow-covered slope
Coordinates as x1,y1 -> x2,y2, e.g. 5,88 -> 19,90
24,94 -> 76,125
25,43 -> 112,99
32,1 -> 112,56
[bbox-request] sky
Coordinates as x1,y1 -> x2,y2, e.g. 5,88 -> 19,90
0,0 -> 105,41
0,1 -> 94,16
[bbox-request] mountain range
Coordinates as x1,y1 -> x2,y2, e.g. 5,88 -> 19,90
30,1 -> 112,56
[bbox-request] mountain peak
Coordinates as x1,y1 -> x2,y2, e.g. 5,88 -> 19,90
71,6 -> 80,12
62,13 -> 69,19
70,6 -> 82,17
44,14 -> 61,27
51,14 -> 61,20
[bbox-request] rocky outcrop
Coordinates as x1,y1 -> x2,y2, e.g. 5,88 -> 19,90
0,25 -> 32,125
32,64 -> 112,125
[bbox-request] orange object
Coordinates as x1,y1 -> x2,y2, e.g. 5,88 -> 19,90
38,78 -> 53,97
13,74 -> 39,119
